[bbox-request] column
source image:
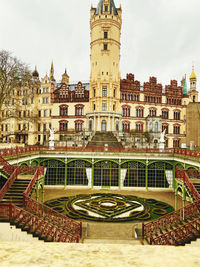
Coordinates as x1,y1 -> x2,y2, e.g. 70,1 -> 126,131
175,190 -> 178,211
86,116 -> 89,131
119,118 -> 122,132
118,159 -> 121,188
65,158 -> 68,187
92,158 -> 94,188
94,115 -> 96,132
108,116 -> 111,131
98,115 -> 100,131
145,160 -> 148,190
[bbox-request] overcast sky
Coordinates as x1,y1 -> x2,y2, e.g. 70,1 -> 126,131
1,0 -> 200,88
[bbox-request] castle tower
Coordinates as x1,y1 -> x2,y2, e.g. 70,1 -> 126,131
49,61 -> 55,82
87,0 -> 122,132
189,65 -> 198,102
61,69 -> 69,84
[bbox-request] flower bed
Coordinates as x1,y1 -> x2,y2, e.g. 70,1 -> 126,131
44,193 -> 174,223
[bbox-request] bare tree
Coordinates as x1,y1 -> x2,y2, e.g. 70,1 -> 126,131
0,50 -> 33,110
0,50 -> 39,143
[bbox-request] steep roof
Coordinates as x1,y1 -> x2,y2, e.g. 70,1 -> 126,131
95,0 -> 118,15
190,68 -> 197,80
183,77 -> 188,95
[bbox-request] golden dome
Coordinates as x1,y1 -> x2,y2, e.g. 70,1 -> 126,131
190,66 -> 197,80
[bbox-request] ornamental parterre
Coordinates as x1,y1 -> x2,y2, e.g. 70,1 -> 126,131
44,193 -> 174,222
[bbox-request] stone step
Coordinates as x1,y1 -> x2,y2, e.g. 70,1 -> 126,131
83,238 -> 141,245
87,131 -> 123,148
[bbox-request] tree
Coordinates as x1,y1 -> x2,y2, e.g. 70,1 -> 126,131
0,50 -> 33,111
0,50 -> 39,143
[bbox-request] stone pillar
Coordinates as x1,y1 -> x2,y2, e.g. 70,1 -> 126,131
94,115 -> 96,131
112,115 -> 115,132
108,116 -> 111,131
98,115 -> 101,131
86,116 -> 89,131
119,118 -> 122,132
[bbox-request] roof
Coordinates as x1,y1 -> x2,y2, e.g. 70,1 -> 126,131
95,0 -> 118,15
55,82 -> 90,91
190,68 -> 197,80
183,77 -> 188,95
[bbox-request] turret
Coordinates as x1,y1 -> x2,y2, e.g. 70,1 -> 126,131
49,61 -> 55,82
61,69 -> 69,84
182,74 -> 188,96
189,65 -> 198,102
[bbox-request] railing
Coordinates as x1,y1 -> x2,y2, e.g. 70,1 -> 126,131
186,169 -> 200,179
150,215 -> 200,245
176,168 -> 200,201
0,156 -> 15,174
0,201 -> 78,243
174,148 -> 200,158
0,167 -> 18,202
18,166 -> 38,175
0,157 -> 81,242
0,146 -> 200,158
143,169 -> 200,244
142,199 -> 200,239
24,196 -> 82,240
0,147 -> 40,157
23,166 -> 45,206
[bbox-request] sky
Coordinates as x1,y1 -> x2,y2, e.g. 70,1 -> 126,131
1,0 -> 200,88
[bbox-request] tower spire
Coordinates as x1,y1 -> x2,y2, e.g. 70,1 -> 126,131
50,60 -> 55,82
189,64 -> 198,102
183,74 -> 188,95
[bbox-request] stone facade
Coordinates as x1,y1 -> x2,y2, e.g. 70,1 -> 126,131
186,103 -> 200,148
0,0 -> 199,148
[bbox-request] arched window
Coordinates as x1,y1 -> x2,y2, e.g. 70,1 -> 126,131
154,122 -> 158,132
122,121 -> 130,132
149,122 -> 152,132
136,123 -> 143,132
59,105 -> 68,116
101,120 -> 107,131
59,120 -> 68,131
173,110 -> 180,120
149,108 -> 157,117
162,124 -> 169,134
89,120 -> 93,131
75,120 -> 84,132
162,109 -> 169,119
122,106 -> 130,117
173,124 -> 180,134
116,121 -> 119,131
136,106 -> 144,118
75,105 -> 84,116
173,139 -> 180,148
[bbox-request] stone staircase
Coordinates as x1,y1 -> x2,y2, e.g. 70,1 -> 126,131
82,222 -> 140,245
192,182 -> 200,194
145,211 -> 200,246
2,176 -> 31,207
87,131 -> 123,148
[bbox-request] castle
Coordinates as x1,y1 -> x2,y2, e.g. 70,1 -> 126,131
0,0 -> 199,149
